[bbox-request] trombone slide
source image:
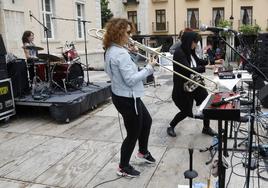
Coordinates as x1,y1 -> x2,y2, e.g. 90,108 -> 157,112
88,28 -> 218,93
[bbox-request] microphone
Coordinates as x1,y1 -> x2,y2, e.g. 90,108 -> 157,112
51,17 -> 55,19
200,24 -> 237,34
29,10 -> 32,21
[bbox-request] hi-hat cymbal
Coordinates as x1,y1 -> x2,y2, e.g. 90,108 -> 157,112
37,53 -> 62,62
25,45 -> 44,51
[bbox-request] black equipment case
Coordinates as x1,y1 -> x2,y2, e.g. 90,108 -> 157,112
0,78 -> 15,121
0,34 -> 8,80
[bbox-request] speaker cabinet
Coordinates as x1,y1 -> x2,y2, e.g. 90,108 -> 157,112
0,34 -> 8,79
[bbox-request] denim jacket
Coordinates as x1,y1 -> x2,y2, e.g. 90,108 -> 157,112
104,44 -> 154,113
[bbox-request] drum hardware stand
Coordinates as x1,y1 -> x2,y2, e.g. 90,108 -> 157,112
50,80 -> 67,93
49,69 -> 68,93
51,16 -> 92,86
29,11 -> 54,93
62,78 -> 67,93
31,63 -> 45,97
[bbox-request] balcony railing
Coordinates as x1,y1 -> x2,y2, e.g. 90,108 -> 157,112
210,20 -> 222,27
238,19 -> 256,28
184,20 -> 200,30
152,0 -> 168,3
152,22 -> 169,32
134,23 -> 141,34
122,0 -> 139,5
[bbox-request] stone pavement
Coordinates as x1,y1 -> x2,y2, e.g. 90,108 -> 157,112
0,68 -> 267,188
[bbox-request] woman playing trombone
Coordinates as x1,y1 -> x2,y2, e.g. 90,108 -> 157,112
103,18 -> 157,178
167,31 -> 217,137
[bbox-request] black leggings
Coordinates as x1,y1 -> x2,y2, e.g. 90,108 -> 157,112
112,93 -> 152,168
170,87 -> 210,129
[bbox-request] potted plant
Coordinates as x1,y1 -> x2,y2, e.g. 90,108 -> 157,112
238,24 -> 261,47
239,24 -> 261,35
217,19 -> 232,37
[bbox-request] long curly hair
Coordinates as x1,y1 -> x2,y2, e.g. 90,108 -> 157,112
103,18 -> 135,49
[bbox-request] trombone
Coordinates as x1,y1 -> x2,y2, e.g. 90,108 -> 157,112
88,28 -> 218,93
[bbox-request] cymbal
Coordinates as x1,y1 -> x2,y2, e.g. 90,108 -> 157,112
37,53 -> 62,62
25,45 -> 44,51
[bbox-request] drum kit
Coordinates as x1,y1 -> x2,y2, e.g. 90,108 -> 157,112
27,43 -> 84,97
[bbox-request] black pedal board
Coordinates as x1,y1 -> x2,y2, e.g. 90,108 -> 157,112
218,72 -> 235,79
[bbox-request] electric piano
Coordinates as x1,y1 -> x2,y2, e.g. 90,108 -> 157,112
203,92 -> 240,121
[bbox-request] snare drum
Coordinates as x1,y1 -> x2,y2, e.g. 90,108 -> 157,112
52,62 -> 84,89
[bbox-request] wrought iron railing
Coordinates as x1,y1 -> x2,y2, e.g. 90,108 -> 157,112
122,0 -> 139,5
152,21 -> 169,32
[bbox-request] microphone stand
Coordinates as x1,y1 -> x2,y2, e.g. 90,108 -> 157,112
30,12 -> 50,57
29,12 -> 52,92
217,33 -> 268,188
51,16 -> 91,86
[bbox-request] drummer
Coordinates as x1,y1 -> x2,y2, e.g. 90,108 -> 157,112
22,30 -> 38,82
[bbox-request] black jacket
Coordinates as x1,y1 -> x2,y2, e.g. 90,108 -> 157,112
172,46 -> 208,108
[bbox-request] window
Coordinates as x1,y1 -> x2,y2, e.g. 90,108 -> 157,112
187,9 -> 199,29
241,6 -> 253,25
128,11 -> 138,32
41,0 -> 54,39
156,9 -> 166,30
212,8 -> 224,26
76,2 -> 85,39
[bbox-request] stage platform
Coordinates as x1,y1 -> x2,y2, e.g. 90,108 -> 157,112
14,82 -> 111,123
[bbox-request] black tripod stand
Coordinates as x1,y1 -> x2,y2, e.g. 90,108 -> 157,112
218,33 -> 268,188
200,137 -> 218,165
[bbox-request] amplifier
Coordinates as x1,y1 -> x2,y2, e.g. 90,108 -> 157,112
0,78 -> 15,121
0,62 -> 8,80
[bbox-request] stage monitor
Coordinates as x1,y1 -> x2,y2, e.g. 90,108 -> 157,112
254,33 -> 268,77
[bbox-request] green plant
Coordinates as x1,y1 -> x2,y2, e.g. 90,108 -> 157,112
217,19 -> 232,28
217,19 -> 232,37
239,24 -> 261,35
101,0 -> 113,28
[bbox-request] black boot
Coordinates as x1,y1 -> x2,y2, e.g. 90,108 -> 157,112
167,126 -> 176,137
202,127 -> 217,137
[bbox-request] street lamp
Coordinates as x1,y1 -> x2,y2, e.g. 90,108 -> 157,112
174,0 -> 176,41
229,0 -> 234,28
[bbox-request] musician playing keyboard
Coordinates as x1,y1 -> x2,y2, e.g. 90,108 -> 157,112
167,31 -> 217,137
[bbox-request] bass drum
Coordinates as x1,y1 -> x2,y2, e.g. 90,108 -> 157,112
52,62 -> 84,89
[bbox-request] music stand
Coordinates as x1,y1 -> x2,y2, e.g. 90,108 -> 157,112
51,16 -> 91,86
